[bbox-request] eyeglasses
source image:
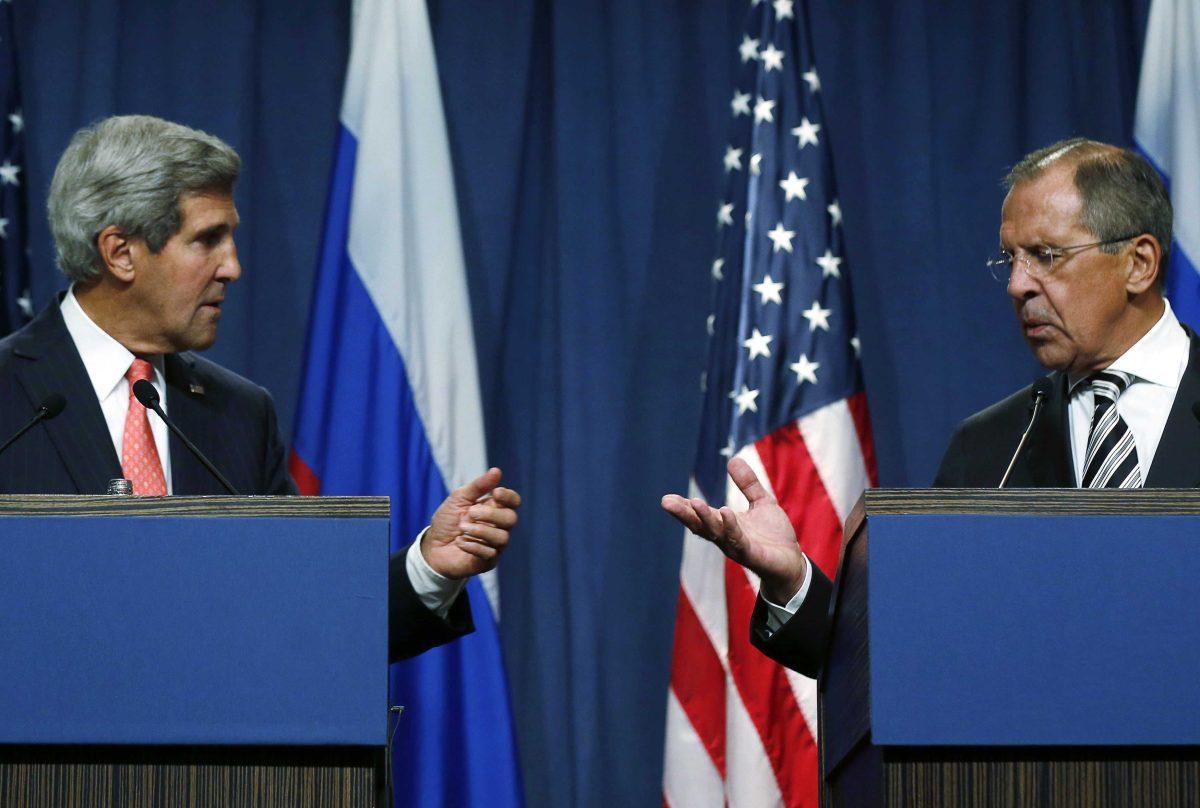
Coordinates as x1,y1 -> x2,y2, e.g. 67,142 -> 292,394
985,235 -> 1138,282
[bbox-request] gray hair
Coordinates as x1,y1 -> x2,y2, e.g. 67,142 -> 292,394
47,115 -> 241,283
1004,137 -> 1173,286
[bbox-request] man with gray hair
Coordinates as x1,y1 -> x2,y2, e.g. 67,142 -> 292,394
663,137 -> 1200,677
0,115 -> 520,662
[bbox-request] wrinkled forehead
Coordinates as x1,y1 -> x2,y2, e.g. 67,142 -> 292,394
1000,164 -> 1085,240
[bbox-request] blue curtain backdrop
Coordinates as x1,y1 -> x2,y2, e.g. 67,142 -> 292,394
13,1 -> 1152,806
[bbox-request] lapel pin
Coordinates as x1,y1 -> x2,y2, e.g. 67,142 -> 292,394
189,383 -> 205,395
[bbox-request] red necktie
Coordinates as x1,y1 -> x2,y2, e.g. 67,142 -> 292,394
121,358 -> 167,496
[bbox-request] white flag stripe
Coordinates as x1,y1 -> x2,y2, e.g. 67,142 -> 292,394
664,689 -> 725,808
796,399 -> 870,525
784,669 -> 820,737
680,480 -> 732,660
341,0 -> 488,498
725,677 -> 786,808
1135,0 -> 1200,263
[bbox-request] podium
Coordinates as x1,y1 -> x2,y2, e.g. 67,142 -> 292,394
820,489 -> 1200,807
0,495 -> 390,807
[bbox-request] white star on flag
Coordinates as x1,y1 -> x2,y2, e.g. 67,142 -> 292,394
750,153 -> 763,175
753,96 -> 776,124
767,222 -> 796,253
16,290 -> 32,318
743,327 -> 773,359
723,146 -> 744,172
851,336 -> 862,357
791,117 -> 821,148
773,0 -> 795,20
733,385 -> 760,414
0,161 -> 21,185
8,110 -> 22,133
717,202 -> 734,227
779,171 -> 809,202
712,258 -> 725,279
706,314 -> 715,335
731,90 -> 752,117
802,67 -> 821,93
802,300 -> 832,331
753,274 -> 784,304
0,217 -> 8,238
739,35 -> 760,62
815,249 -> 842,278
790,353 -> 820,384
827,200 -> 842,227
719,437 -> 736,458
760,43 -> 785,72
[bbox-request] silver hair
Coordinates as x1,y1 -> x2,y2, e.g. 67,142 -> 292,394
47,115 -> 241,283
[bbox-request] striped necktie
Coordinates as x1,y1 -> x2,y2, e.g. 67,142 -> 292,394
1080,371 -> 1142,489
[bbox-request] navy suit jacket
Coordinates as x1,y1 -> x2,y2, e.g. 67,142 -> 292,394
0,299 -> 472,661
750,328 -> 1200,677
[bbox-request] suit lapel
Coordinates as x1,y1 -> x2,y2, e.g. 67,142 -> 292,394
164,353 -> 227,494
1025,372 -> 1075,487
10,303 -> 122,493
1145,331 -> 1200,488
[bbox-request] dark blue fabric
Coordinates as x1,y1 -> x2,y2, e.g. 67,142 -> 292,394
15,0 -> 1154,805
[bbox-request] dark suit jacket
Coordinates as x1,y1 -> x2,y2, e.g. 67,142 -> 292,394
0,299 -> 472,661
750,328 -> 1200,677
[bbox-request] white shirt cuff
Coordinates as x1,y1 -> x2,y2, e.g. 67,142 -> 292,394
762,554 -> 813,634
405,527 -> 467,619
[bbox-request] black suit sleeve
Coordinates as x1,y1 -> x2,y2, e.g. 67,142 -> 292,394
748,561 -> 834,678
388,546 -> 475,662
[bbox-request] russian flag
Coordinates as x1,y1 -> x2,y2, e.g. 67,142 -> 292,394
1135,0 -> 1200,327
289,0 -> 523,805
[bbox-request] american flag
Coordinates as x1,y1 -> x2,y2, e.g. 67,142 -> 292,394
663,1 -> 877,806
0,0 -> 30,336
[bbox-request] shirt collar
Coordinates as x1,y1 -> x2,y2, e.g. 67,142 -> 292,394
1068,299 -> 1189,394
60,286 -> 165,402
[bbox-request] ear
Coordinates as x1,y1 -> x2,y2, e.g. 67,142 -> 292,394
1124,234 -> 1162,295
96,225 -> 136,282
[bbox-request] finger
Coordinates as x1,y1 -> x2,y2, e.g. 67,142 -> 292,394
719,506 -> 743,550
460,523 -> 510,547
490,486 -> 522,508
455,467 -> 503,503
454,537 -> 498,561
661,495 -> 707,535
469,503 -> 517,529
692,497 -> 727,541
727,457 -> 771,504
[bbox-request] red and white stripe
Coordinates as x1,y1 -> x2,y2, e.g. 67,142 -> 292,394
664,394 -> 877,807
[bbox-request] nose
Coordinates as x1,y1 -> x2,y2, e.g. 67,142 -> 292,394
217,241 -> 242,283
1007,257 -> 1039,302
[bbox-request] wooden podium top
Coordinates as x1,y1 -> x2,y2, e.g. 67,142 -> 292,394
0,494 -> 389,518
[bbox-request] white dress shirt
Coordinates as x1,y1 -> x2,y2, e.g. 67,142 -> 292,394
764,300 -> 1192,629
60,287 -> 173,493
61,288 -> 463,614
1066,301 -> 1189,484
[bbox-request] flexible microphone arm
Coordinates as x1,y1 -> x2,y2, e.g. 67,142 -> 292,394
998,378 -> 1054,489
0,394 -> 67,458
132,380 -> 239,495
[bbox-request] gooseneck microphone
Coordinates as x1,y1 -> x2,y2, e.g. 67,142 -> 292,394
0,393 -> 67,459
998,377 -> 1054,489
132,379 -> 239,495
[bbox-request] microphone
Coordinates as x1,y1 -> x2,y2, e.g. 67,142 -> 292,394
132,379 -> 239,495
0,394 -> 67,459
998,377 -> 1053,488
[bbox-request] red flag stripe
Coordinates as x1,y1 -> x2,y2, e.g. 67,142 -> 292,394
669,588 -> 728,778
724,560 -> 819,807
288,450 -> 322,496
846,392 -> 880,487
754,422 -> 845,579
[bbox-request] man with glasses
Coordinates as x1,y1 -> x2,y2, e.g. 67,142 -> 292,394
662,137 -> 1198,677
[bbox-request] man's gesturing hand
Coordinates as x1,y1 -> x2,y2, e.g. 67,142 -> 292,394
422,467 -> 522,579
660,457 -> 807,604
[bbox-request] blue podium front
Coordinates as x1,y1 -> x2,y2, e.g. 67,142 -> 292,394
0,495 -> 390,807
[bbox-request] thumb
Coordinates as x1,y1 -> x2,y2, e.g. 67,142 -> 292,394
453,467 -> 502,503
